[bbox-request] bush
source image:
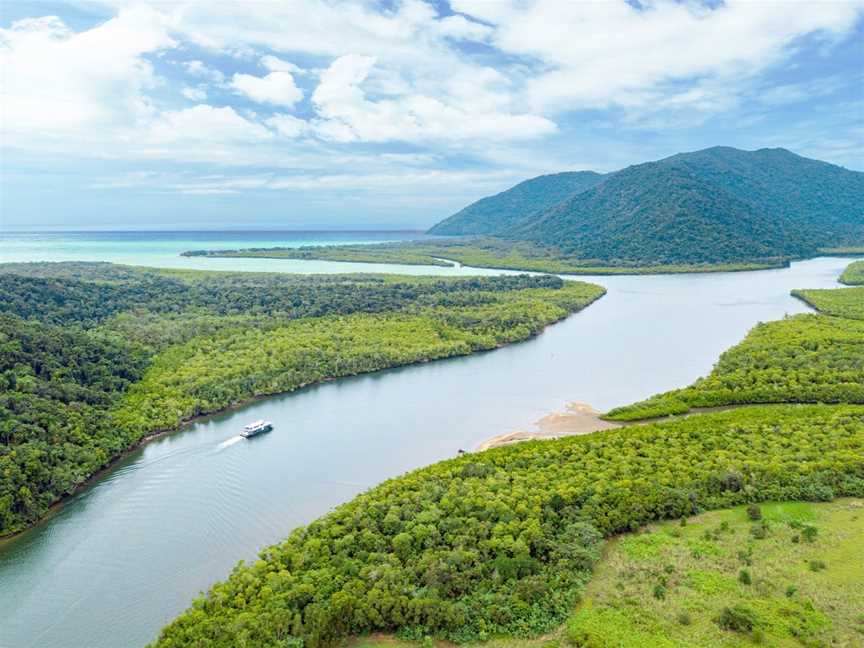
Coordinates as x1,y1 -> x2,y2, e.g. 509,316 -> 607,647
747,505 -> 763,521
739,569 -> 752,585
717,605 -> 760,633
809,560 -> 827,572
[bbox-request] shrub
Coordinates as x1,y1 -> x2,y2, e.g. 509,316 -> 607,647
747,505 -> 763,521
717,605 -> 760,633
739,569 -> 752,585
809,560 -> 827,572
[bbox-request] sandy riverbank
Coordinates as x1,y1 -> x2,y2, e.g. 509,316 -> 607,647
477,401 -> 621,451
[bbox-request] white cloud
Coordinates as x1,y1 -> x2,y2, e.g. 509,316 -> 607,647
148,105 -> 273,142
3,0 -> 863,195
261,55 -> 303,74
266,113 -> 310,138
0,7 -> 172,140
452,0 -> 864,113
310,54 -> 555,143
231,70 -> 303,107
181,86 -> 207,101
181,59 -> 225,83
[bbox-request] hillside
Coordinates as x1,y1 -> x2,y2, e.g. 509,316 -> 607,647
428,171 -> 604,235
430,147 -> 864,265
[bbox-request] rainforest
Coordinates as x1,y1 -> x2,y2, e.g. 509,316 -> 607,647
151,261 -> 864,647
0,263 -> 604,536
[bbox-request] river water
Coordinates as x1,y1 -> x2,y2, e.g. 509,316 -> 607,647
0,233 -> 853,648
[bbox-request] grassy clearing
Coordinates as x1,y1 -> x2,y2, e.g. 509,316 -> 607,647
346,499 -> 864,648
566,499 -> 864,647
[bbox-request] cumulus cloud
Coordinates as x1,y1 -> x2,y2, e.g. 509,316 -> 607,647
181,60 -> 225,83
261,55 -> 304,74
310,54 -> 556,143
0,7 -> 173,140
231,70 -> 304,107
3,0 -> 863,193
266,113 -> 310,138
452,0 -> 864,113
181,86 -> 207,101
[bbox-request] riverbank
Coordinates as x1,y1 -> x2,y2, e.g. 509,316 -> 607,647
182,241 -> 790,276
0,268 -> 606,539
477,402 -> 622,450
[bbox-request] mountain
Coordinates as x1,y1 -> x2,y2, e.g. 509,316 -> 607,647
430,147 -> 864,265
428,171 -> 605,235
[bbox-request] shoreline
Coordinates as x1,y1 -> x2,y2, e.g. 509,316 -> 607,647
476,402 -> 622,451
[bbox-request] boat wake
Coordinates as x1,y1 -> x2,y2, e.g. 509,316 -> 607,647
216,435 -> 244,451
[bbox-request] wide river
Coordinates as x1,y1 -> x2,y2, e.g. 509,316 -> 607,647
0,232 -> 853,648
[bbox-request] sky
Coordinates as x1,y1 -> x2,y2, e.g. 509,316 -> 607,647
1,0 -> 863,231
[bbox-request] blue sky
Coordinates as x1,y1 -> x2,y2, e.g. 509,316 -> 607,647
2,0 -> 863,231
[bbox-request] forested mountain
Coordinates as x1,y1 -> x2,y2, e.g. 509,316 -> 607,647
428,171 -> 605,235
430,147 -> 864,265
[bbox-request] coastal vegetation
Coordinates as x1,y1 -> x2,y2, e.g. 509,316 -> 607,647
840,260 -> 864,285
608,261 -> 864,421
153,405 -> 864,647
605,314 -> 864,420
793,287 -> 864,320
0,262 -> 604,535
183,237 -> 784,276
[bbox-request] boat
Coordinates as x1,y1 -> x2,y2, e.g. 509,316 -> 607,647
241,420 -> 273,438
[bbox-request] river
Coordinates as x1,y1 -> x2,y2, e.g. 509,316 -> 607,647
0,238 -> 853,648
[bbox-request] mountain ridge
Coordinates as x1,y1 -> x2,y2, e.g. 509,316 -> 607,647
429,147 -> 864,265
428,170 -> 605,235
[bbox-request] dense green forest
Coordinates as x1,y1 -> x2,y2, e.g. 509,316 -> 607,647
427,147 -> 864,267
793,286 -> 864,320
840,260 -> 864,285
0,263 -> 603,535
153,405 -> 864,647
427,171 -> 605,236
184,238 -> 782,276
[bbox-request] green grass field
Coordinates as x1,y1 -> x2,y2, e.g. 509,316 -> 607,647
566,499 -> 864,647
